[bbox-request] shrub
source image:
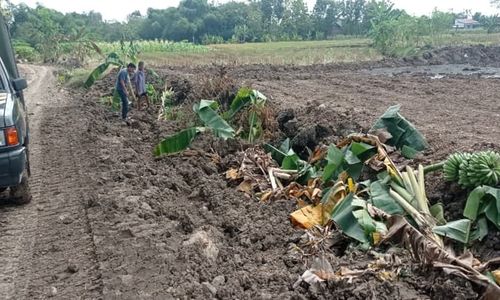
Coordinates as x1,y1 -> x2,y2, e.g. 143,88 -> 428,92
13,41 -> 39,62
201,35 -> 224,45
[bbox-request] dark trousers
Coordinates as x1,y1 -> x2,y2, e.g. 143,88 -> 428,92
117,89 -> 128,119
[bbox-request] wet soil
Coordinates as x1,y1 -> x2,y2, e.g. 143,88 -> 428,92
0,45 -> 499,299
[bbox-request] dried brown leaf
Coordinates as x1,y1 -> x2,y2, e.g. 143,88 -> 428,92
237,179 -> 254,194
290,204 -> 324,229
493,270 -> 500,285
309,146 -> 328,164
260,190 -> 273,202
382,216 -> 500,298
226,168 -> 240,180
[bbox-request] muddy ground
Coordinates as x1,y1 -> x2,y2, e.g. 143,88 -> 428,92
0,46 -> 499,299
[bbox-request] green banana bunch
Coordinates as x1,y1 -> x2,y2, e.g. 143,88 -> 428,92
443,152 -> 471,181
443,151 -> 500,188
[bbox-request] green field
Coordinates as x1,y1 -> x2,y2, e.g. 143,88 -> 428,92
137,32 -> 500,66
139,39 -> 381,66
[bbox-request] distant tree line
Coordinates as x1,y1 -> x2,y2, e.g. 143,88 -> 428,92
5,0 -> 497,45
2,0 -> 499,61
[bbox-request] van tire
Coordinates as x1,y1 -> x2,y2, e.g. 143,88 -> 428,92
9,170 -> 31,205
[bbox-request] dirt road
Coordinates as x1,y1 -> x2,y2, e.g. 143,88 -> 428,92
0,65 -> 102,299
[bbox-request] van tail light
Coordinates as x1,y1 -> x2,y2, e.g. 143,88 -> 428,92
5,127 -> 19,146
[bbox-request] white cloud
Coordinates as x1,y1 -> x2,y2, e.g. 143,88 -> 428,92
392,0 -> 499,16
9,0 -> 180,22
9,0 -> 500,22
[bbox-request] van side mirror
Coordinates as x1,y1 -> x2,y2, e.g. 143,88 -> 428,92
12,78 -> 27,92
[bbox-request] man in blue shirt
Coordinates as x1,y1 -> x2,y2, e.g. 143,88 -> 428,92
116,63 -> 136,124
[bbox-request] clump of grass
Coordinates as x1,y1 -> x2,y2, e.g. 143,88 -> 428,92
57,68 -> 92,88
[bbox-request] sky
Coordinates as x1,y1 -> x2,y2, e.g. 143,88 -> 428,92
8,0 -> 500,22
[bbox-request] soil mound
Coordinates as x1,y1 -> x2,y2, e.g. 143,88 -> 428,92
73,61 -> 500,298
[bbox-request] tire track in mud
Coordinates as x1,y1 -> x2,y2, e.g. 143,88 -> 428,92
0,66 -> 103,299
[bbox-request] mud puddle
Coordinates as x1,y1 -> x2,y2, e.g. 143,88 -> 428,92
363,64 -> 500,78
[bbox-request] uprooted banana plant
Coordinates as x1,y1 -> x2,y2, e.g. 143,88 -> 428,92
154,88 -> 269,156
223,102 -> 500,296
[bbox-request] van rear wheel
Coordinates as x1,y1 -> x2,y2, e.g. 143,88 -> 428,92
9,170 -> 31,205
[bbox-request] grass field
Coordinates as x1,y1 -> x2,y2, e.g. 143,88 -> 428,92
138,31 -> 500,66
140,38 -> 382,66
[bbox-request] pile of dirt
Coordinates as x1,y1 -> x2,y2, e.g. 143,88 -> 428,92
166,75 -> 193,104
77,95 -> 480,299
418,45 -> 500,67
71,59 -> 500,298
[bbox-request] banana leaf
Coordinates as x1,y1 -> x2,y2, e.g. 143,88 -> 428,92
264,138 -> 290,164
433,215 -> 488,245
469,217 -> 489,242
352,209 -> 376,234
430,203 -> 446,225
352,202 -> 388,244
105,52 -> 124,66
369,180 -> 404,215
83,53 -> 126,88
343,142 -> 377,180
331,193 -> 369,244
84,62 -> 109,88
226,88 -> 267,119
401,145 -> 419,159
193,99 -> 220,112
195,102 -> 235,140
343,151 -> 363,180
370,105 -> 429,157
226,87 -> 252,119
350,142 -> 376,161
344,148 -> 361,165
464,186 -> 500,229
280,138 -> 290,153
248,110 -> 262,143
154,127 -> 204,157
433,219 -> 472,244
282,149 -> 300,170
322,145 -> 344,182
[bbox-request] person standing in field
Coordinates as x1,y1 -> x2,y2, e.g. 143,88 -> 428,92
133,61 -> 149,110
116,63 -> 136,125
